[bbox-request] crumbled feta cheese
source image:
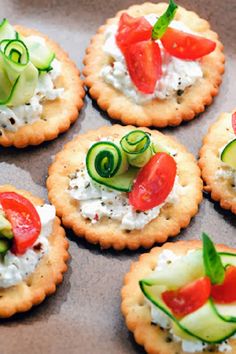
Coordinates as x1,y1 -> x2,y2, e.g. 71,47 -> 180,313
69,168 -> 182,230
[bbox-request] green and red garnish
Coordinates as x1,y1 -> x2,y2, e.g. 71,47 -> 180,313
115,0 -> 216,94
0,192 -> 41,255
139,233 -> 236,344
86,130 -> 177,211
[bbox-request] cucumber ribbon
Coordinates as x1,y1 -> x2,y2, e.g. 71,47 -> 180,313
86,141 -> 138,192
0,19 -> 55,107
120,130 -> 153,167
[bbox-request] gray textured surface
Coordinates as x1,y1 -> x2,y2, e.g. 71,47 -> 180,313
0,1 -> 235,353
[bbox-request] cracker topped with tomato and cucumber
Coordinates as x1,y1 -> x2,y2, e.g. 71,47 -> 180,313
122,234 -> 236,353
0,185 -> 68,318
199,110 -> 236,214
83,1 -> 224,128
0,19 -> 84,148
47,125 -> 202,250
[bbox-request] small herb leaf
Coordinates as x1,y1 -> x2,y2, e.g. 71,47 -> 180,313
202,232 -> 225,285
152,0 -> 178,40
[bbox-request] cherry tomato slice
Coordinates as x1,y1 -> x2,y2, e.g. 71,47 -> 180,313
211,266 -> 236,303
129,152 -> 176,211
116,13 -> 152,54
125,39 -> 162,94
161,27 -> 216,60
162,277 -> 211,318
232,112 -> 236,135
0,192 -> 41,255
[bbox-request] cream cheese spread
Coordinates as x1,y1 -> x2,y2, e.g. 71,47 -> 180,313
101,14 -> 203,104
148,250 -> 233,353
0,37 -> 64,132
0,204 -> 55,288
69,165 -> 183,230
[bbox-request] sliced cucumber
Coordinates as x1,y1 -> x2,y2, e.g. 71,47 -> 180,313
220,138 -> 236,169
142,250 -> 204,288
0,238 -> 11,255
0,19 -> 16,41
93,167 -> 138,192
86,141 -> 139,191
140,281 -> 236,343
120,130 -> 153,167
23,36 -> 55,71
211,252 -> 236,323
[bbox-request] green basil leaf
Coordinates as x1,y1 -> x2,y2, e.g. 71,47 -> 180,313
202,232 -> 225,285
152,0 -> 178,40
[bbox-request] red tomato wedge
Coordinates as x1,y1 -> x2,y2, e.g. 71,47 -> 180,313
116,13 -> 152,54
232,112 -> 236,135
125,40 -> 162,94
0,192 -> 41,255
211,266 -> 236,303
162,277 -> 211,318
161,27 -> 216,60
129,152 -> 176,211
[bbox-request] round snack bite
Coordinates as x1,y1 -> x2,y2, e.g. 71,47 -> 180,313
121,233 -> 236,353
0,185 -> 69,318
47,125 -> 202,250
0,19 -> 84,147
199,110 -> 236,214
83,1 -> 224,127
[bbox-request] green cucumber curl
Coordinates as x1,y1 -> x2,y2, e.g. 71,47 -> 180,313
86,141 -> 128,179
120,130 -> 153,167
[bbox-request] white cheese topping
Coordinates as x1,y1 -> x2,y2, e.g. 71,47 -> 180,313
69,165 -> 183,230
0,204 -> 55,288
101,14 -> 203,104
0,37 -> 64,132
148,250 -> 233,352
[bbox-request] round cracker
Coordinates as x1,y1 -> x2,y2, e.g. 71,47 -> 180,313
0,185 -> 69,318
199,110 -> 236,214
47,125 -> 202,250
83,2 -> 225,128
121,240 -> 236,354
0,25 -> 85,148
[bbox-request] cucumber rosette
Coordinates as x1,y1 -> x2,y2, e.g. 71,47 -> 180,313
0,18 -> 55,107
139,234 -> 236,345
120,130 -> 153,168
86,141 -> 138,192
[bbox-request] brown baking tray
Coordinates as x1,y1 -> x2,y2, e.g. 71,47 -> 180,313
0,0 -> 235,353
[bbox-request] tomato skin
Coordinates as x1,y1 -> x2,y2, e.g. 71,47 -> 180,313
129,152 -> 176,211
0,192 -> 41,255
211,266 -> 236,303
162,277 -> 211,318
232,112 -> 236,135
116,13 -> 152,54
124,39 -> 162,94
161,27 -> 216,60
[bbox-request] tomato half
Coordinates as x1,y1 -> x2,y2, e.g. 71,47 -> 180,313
116,13 -> 152,54
211,266 -> 236,303
125,39 -> 162,94
161,27 -> 216,60
162,277 -> 211,318
232,112 -> 236,135
0,192 -> 41,254
129,152 -> 176,211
